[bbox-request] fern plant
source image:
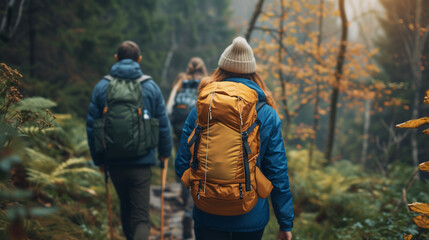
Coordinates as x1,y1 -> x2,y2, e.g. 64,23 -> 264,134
0,63 -> 56,142
0,63 -> 58,238
27,157 -> 98,187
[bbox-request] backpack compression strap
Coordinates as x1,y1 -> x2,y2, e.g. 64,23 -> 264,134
103,74 -> 152,83
187,124 -> 203,169
241,101 -> 266,191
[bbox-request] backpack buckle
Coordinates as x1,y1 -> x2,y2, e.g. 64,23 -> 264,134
241,131 -> 252,155
241,131 -> 249,140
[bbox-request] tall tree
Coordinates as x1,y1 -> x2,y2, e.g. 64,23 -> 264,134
309,0 -> 324,167
324,0 -> 349,162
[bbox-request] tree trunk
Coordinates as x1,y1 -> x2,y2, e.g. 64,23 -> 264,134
410,0 -> 423,170
309,0 -> 324,167
411,67 -> 421,169
28,0 -> 35,78
277,0 -> 291,137
324,0 -> 348,162
360,99 -> 371,168
161,21 -> 177,89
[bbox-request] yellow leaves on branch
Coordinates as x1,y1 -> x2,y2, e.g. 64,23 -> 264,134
419,161 -> 429,172
409,202 -> 429,215
412,215 -> 429,229
395,117 -> 429,129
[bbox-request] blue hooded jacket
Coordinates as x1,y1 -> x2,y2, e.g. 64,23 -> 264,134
175,78 -> 294,232
86,59 -> 172,166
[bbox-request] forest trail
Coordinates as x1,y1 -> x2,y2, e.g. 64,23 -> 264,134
149,182 -> 195,240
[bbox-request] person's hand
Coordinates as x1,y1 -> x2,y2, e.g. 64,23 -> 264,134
99,165 -> 105,173
278,231 -> 292,240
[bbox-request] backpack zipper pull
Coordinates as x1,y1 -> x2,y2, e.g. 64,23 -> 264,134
209,92 -> 215,120
239,183 -> 243,200
197,180 -> 202,200
237,97 -> 243,126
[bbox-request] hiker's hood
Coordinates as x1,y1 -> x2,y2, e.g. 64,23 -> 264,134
110,59 -> 143,79
225,77 -> 267,103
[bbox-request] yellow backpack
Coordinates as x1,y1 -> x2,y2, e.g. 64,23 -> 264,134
181,81 -> 273,216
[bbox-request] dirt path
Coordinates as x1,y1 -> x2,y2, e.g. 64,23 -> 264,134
149,182 -> 195,240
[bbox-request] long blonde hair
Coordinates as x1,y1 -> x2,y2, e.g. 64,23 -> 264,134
199,68 -> 277,110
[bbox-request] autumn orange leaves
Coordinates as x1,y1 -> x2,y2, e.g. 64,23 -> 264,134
397,89 -> 429,239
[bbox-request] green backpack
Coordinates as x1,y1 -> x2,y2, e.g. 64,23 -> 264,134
93,75 -> 159,162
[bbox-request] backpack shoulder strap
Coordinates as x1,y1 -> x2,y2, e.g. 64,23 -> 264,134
103,74 -> 151,83
256,101 -> 266,112
136,74 -> 152,83
103,75 -> 115,81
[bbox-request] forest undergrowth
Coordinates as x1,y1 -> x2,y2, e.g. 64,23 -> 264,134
1,64 -> 428,239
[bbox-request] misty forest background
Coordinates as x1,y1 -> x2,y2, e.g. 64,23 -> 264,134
1,0 -> 429,239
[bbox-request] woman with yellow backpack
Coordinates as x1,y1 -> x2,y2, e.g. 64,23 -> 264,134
175,37 -> 294,240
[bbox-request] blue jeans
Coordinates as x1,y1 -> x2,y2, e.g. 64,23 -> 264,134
194,225 -> 264,240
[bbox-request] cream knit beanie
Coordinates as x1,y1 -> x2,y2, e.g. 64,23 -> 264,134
218,36 -> 256,74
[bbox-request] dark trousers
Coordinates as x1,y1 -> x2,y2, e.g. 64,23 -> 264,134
194,225 -> 264,240
109,166 -> 151,240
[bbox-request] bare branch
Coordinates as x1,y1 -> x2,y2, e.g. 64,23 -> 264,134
245,0 -> 266,41
253,26 -> 277,33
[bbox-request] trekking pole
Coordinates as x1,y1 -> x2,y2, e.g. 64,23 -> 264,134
160,158 -> 168,240
105,168 -> 115,240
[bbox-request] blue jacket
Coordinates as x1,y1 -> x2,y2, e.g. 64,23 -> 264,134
175,78 -> 294,232
86,59 -> 172,166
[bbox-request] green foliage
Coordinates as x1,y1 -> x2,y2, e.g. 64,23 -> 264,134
14,97 -> 57,112
25,155 -> 98,189
261,149 -> 429,239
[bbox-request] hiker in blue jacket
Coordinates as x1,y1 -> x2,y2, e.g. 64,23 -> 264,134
86,41 -> 172,240
175,37 -> 293,240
